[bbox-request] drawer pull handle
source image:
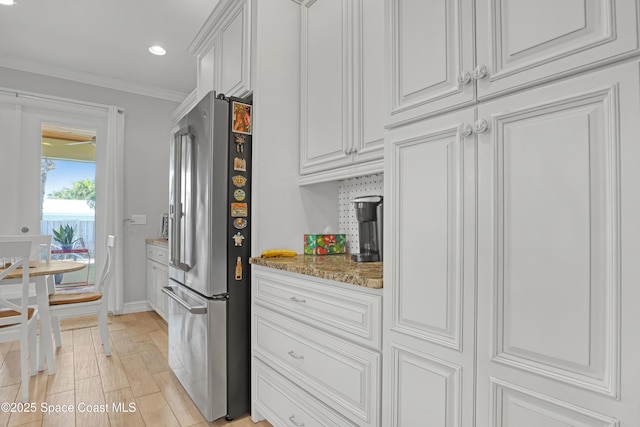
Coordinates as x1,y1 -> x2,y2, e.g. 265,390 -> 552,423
288,351 -> 304,360
290,296 -> 306,303
289,415 -> 305,427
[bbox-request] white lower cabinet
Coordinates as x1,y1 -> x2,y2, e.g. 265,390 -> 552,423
252,267 -> 382,427
254,359 -> 357,427
146,242 -> 168,321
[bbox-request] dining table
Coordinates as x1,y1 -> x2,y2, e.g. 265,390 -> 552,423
0,260 -> 85,374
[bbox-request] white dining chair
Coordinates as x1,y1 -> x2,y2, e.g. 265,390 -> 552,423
0,241 -> 38,403
48,235 -> 115,356
0,235 -> 52,262
0,234 -> 53,292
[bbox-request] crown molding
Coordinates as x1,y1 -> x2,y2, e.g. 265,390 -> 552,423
0,54 -> 189,103
189,0 -> 238,56
171,89 -> 198,124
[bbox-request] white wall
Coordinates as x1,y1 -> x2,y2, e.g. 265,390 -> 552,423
252,0 -> 339,254
0,66 -> 177,310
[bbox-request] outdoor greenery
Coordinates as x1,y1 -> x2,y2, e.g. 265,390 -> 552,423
52,224 -> 78,245
48,179 -> 96,209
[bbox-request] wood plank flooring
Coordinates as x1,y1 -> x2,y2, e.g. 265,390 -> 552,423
0,311 -> 272,427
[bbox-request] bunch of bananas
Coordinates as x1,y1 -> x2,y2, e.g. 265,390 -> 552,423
260,249 -> 297,258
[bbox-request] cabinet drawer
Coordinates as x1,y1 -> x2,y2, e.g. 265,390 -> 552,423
146,244 -> 168,264
254,307 -> 380,427
254,268 -> 382,350
254,359 -> 356,427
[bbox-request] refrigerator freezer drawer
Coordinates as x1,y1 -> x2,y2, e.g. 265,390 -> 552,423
165,282 -> 227,422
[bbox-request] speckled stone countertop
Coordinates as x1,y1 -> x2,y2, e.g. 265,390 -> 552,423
249,254 -> 383,289
146,238 -> 168,247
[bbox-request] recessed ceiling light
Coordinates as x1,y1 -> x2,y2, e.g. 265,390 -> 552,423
0,0 -> 16,5
149,45 -> 166,56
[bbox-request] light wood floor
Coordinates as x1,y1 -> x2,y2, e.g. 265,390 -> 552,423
0,310 -> 271,427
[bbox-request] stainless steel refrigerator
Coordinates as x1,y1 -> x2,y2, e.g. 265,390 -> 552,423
163,91 -> 252,422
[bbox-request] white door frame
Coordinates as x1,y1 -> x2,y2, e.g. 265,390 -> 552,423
0,88 -> 125,314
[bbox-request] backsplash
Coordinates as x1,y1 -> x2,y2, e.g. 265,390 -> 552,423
338,173 -> 384,253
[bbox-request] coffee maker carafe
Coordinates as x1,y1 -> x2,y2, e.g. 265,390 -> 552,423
351,195 -> 383,262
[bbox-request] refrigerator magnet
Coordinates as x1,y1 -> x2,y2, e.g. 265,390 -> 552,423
234,134 -> 245,153
233,218 -> 248,229
232,232 -> 245,247
232,175 -> 247,187
234,189 -> 246,201
231,203 -> 248,217
232,101 -> 252,135
233,157 -> 247,172
235,256 -> 243,280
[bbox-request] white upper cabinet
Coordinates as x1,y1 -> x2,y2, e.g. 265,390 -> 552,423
387,0 -> 639,127
354,0 -> 385,162
192,0 -> 254,101
475,0 -> 639,99
299,0 -> 385,185
300,0 -> 351,177
386,0 -> 475,127
219,2 -> 251,96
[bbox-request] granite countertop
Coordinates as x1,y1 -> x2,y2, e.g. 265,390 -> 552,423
249,254 -> 383,289
146,238 -> 168,247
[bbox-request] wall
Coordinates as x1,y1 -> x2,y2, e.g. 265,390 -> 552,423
339,173 -> 384,253
0,66 -> 177,311
252,0 -> 339,254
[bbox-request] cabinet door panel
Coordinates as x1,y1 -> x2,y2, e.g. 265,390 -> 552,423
476,0 -> 640,98
300,0 -> 351,174
220,6 -> 247,96
387,345 -> 461,427
386,0 -> 474,127
354,0 -> 385,160
384,108 -> 477,427
197,45 -> 216,101
146,260 -> 157,308
476,62 -> 640,426
387,112 -> 472,349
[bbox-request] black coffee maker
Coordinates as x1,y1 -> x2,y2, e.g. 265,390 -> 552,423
351,195 -> 383,262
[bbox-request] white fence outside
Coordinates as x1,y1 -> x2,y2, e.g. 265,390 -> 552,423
40,220 -> 95,257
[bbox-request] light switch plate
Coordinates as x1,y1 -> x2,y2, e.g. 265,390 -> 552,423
131,214 -> 147,225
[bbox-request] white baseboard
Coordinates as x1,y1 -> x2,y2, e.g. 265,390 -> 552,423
119,300 -> 151,315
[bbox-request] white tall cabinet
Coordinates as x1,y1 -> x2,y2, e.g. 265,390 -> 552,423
384,0 -> 640,425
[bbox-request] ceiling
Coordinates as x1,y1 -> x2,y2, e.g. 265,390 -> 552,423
0,0 -> 220,102
41,124 -> 96,162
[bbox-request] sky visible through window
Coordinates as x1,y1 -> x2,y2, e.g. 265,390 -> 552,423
45,160 -> 95,194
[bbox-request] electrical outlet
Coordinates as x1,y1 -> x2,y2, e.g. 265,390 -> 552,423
131,214 -> 147,225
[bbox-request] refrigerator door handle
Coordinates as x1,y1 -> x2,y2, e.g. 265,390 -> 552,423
169,129 -> 194,270
162,286 -> 207,314
170,131 -> 182,267
179,132 -> 194,268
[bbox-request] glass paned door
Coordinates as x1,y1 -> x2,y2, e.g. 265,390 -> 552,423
40,123 -> 97,286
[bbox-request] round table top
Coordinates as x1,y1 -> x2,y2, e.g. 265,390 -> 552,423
1,260 -> 85,279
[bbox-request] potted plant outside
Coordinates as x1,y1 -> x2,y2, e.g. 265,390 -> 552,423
52,225 -> 78,285
52,224 -> 78,251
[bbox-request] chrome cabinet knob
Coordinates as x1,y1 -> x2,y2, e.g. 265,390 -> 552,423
473,65 -> 488,80
459,123 -> 473,138
474,119 -> 489,134
457,71 -> 472,85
